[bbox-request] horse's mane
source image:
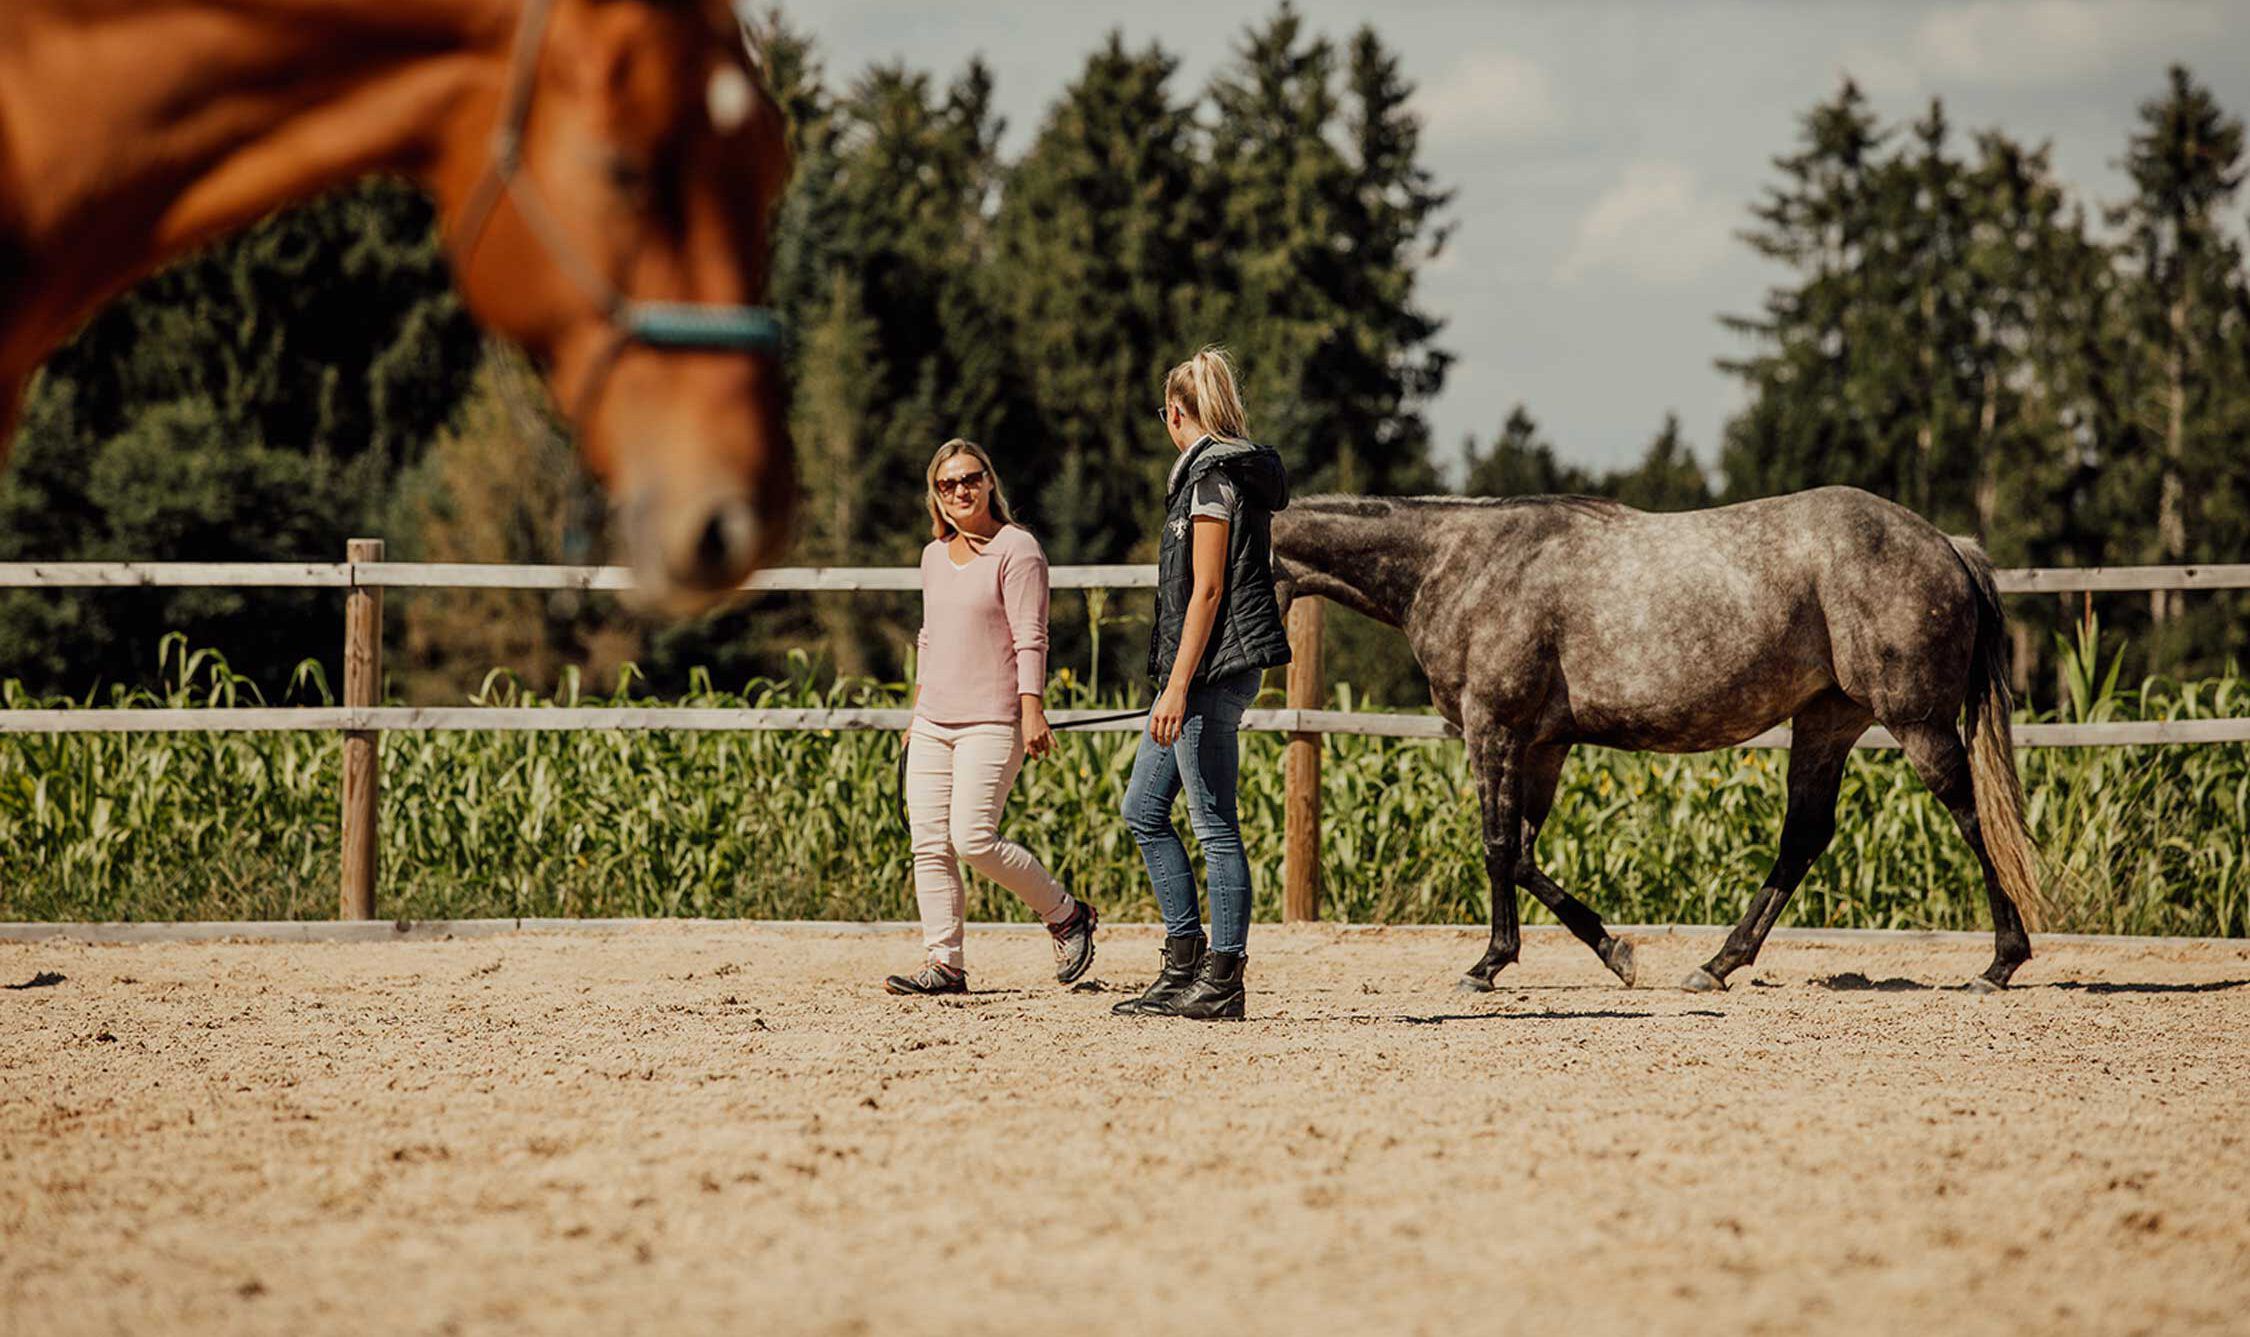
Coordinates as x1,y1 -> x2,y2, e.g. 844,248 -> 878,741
1297,493 -> 1630,519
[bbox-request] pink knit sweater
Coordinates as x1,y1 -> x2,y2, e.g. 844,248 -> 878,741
913,525 -> 1050,725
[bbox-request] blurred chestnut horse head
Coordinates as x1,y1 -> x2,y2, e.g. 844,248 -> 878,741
0,0 -> 796,608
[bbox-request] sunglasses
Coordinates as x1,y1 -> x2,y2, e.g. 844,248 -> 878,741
1154,404 -> 1173,425
934,469 -> 989,497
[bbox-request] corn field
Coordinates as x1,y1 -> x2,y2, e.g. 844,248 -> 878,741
2,627 -> 2244,935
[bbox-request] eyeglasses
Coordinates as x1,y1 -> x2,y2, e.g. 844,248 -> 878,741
1154,404 -> 1173,425
934,470 -> 989,497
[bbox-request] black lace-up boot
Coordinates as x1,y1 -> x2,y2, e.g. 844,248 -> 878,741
1112,934 -> 1205,1016
1143,949 -> 1245,1021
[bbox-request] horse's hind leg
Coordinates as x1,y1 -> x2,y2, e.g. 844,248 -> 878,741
1685,697 -> 1867,991
1459,724 -> 1526,992
1890,720 -> 2032,992
1515,743 -> 1636,985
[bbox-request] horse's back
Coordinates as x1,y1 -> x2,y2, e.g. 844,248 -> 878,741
1515,487 -> 1976,747
1578,486 -> 1965,594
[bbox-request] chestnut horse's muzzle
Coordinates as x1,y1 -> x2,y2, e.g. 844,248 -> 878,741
617,479 -> 789,612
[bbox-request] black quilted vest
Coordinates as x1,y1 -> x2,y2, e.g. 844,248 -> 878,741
1147,437 -> 1293,686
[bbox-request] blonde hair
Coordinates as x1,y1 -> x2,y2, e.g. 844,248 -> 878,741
925,438 -> 1018,540
1164,345 -> 1248,442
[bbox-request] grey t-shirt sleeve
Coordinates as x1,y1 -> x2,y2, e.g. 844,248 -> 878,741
1188,470 -> 1239,525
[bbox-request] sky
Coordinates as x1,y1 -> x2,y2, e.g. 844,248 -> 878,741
781,0 -> 2250,478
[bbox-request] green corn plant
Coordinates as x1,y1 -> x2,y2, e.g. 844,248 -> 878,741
2,630 -> 2242,936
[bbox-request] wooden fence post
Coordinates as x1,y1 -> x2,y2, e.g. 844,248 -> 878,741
1283,597 -> 1325,923
340,538 -> 383,920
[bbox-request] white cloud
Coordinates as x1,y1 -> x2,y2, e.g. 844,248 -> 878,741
1909,0 -> 2224,90
1554,162 -> 1736,287
1415,48 -> 1561,149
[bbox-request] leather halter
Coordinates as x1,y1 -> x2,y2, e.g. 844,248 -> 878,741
449,0 -> 786,419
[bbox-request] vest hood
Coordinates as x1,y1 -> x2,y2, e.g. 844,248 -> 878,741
1174,439 -> 1292,513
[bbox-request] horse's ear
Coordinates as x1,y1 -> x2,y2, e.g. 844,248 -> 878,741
554,6 -> 676,147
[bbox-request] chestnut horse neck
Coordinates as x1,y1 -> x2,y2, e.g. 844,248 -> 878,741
0,0 -> 506,371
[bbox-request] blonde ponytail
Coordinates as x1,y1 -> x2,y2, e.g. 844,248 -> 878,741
1165,345 -> 1248,442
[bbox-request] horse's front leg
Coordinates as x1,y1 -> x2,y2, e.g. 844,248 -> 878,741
1458,723 -> 1526,993
1513,741 -> 1636,986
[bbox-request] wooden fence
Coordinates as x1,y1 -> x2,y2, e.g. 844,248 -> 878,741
5,546 -> 2249,923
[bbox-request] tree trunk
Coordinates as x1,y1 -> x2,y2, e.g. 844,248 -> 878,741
2154,291 -> 2189,629
1977,363 -> 2024,694
1973,363 -> 1999,541
816,426 -> 869,680
1916,286 -> 1938,515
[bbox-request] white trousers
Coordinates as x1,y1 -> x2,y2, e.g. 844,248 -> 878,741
907,719 -> 1072,969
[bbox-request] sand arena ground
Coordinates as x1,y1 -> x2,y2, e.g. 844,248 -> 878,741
3,922 -> 2247,1336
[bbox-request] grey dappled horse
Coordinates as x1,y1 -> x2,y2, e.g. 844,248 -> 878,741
1271,486 -> 2047,994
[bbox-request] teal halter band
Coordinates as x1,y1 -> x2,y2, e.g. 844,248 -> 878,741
623,302 -> 788,354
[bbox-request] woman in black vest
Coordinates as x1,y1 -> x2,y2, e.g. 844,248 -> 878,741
1115,347 -> 1292,1021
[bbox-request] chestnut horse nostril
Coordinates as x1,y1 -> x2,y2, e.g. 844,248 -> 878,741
680,502 -> 757,590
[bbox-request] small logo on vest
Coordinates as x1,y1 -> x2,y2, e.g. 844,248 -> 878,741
1168,517 -> 1188,539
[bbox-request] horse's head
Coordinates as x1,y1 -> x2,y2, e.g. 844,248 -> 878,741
1270,552 -> 1302,618
440,0 -> 796,610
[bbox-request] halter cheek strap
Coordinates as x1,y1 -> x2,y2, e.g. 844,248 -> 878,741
448,0 -> 789,415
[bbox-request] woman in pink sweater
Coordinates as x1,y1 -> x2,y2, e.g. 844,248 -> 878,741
885,439 -> 1099,995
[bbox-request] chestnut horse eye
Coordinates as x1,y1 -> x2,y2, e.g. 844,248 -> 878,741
605,155 -> 653,197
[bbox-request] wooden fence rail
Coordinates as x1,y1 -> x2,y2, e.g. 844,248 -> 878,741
8,705 -> 2250,749
9,559 -> 2250,594
4,546 -> 2249,921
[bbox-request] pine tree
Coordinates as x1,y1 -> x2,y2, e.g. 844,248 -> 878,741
791,272 -> 887,675
989,32 -> 1202,563
1461,406 -> 1593,497
1203,5 -> 1449,496
1877,102 -> 1983,525
1332,25 -> 1453,494
2110,65 -> 2249,641
1719,80 -> 1889,501
1959,132 -> 2110,561
1606,414 -> 1713,511
822,59 -> 1019,564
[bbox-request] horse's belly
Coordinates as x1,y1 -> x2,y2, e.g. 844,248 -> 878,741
1556,656 -> 1834,753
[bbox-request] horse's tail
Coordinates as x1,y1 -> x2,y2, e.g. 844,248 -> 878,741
1948,536 -> 2051,933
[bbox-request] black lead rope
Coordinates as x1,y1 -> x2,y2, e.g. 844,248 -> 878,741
893,709 -> 1151,837
1054,709 -> 1157,730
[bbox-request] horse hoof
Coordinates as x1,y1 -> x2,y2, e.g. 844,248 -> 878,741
1456,974 -> 1495,994
1680,967 -> 1727,993
1600,937 -> 1638,988
1966,976 -> 2004,995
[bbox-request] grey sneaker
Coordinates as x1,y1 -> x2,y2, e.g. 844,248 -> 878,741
884,962 -> 966,996
1047,900 -> 1099,984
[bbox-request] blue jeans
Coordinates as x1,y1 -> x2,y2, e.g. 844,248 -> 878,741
1121,668 -> 1262,955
